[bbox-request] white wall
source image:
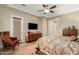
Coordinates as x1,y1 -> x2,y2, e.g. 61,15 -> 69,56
48,11 -> 79,36
0,5 -> 42,42
26,18 -> 42,34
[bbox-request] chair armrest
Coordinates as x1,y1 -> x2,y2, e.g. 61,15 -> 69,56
10,37 -> 17,40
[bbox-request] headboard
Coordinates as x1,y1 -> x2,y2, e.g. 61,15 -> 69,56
63,26 -> 77,37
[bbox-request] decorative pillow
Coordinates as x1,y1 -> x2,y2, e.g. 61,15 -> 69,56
3,35 -> 10,40
61,36 -> 77,41
70,36 -> 77,41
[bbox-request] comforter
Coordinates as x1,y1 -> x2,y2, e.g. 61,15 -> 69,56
35,35 -> 79,55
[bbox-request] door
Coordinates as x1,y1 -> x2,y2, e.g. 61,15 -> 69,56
48,18 -> 59,35
42,19 -> 48,36
48,20 -> 57,35
13,17 -> 21,41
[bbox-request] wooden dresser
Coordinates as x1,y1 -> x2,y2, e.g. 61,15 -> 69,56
27,33 -> 42,42
63,27 -> 77,37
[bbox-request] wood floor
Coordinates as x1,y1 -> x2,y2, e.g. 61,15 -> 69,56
0,41 -> 36,55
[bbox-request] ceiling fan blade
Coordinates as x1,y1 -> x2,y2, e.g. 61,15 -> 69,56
38,10 -> 44,11
42,4 -> 46,8
50,5 -> 56,9
50,10 -> 54,13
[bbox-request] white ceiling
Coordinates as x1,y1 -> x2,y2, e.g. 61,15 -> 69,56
6,4 -> 79,18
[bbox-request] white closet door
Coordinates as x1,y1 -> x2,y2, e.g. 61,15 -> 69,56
48,20 -> 56,35
48,18 -> 59,35
42,18 -> 48,36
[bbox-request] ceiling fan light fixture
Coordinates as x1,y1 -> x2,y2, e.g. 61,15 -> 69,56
38,4 -> 56,14
44,9 -> 49,13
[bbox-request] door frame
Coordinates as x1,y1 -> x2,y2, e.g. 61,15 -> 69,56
10,15 -> 24,42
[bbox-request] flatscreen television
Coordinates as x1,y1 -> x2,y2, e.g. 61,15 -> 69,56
28,23 -> 38,30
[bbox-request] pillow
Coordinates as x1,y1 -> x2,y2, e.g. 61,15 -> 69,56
62,36 -> 77,41
3,35 -> 10,40
70,36 -> 77,41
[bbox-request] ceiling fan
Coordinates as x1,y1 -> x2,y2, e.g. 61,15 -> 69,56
38,4 -> 56,14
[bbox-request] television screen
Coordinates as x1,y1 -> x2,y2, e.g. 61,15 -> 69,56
28,23 -> 38,30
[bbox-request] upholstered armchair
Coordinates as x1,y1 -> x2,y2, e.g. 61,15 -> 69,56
1,32 -> 19,50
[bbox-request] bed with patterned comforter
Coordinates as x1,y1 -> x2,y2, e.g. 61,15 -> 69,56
35,35 -> 79,55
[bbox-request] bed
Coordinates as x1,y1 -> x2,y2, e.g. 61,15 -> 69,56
35,26 -> 79,55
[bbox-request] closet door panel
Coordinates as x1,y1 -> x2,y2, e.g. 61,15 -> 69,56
48,20 -> 57,35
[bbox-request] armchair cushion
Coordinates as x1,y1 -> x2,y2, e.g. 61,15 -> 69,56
3,38 -> 19,45
3,40 -> 12,46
